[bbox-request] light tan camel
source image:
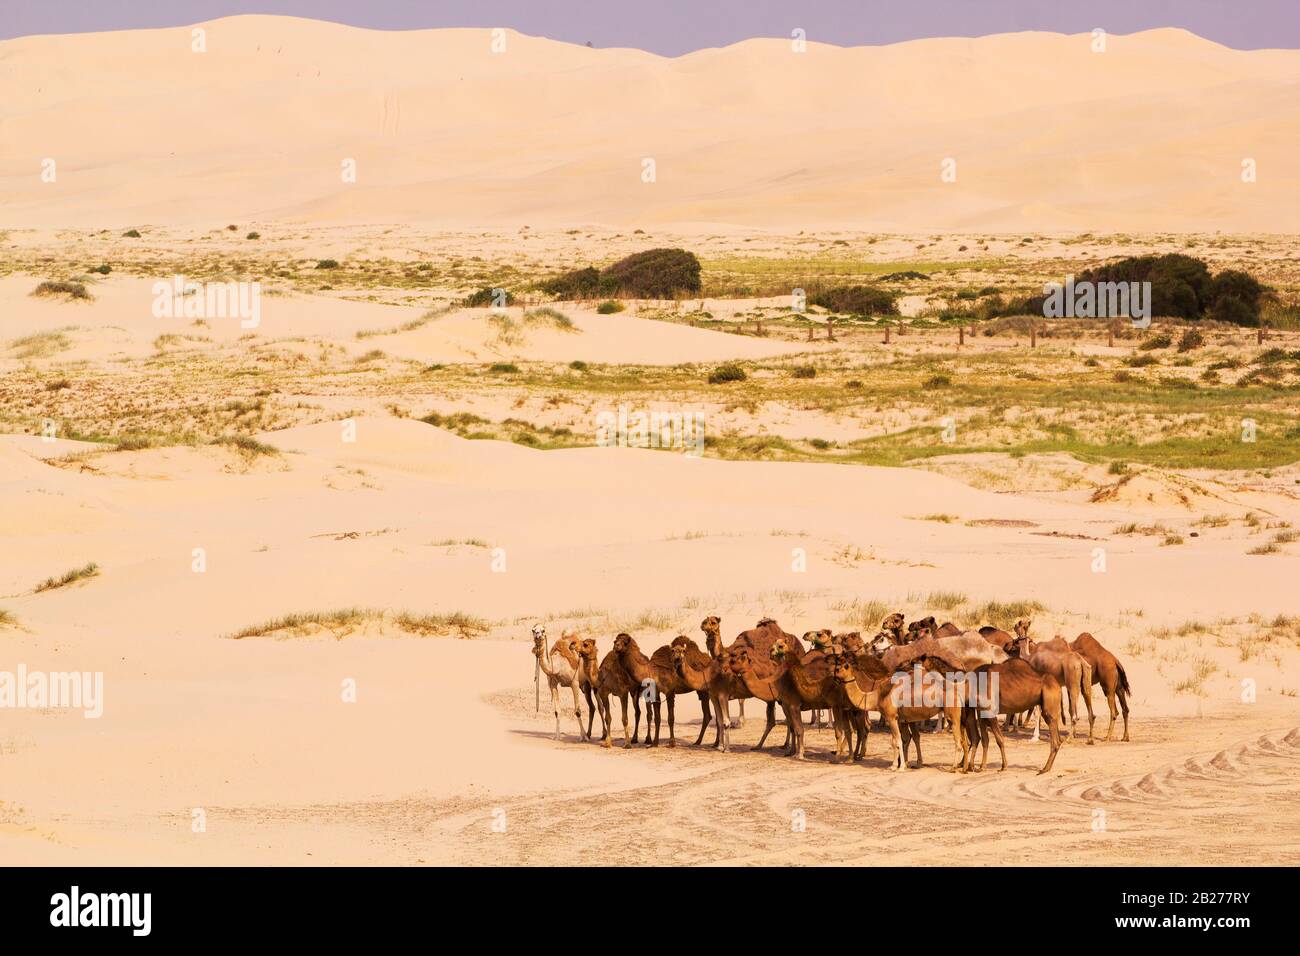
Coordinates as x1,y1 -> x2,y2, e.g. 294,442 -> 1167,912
1014,628 -> 1095,744
961,658 -> 1063,774
1071,632 -> 1132,741
700,615 -> 744,729
531,624 -> 587,741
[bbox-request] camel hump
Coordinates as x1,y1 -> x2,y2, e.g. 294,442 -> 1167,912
650,645 -> 675,668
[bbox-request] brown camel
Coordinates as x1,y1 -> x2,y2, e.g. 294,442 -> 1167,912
1071,632 -> 1132,741
879,612 -> 907,646
756,636 -> 843,760
978,625 -> 1016,652
672,643 -> 778,751
593,640 -> 643,749
531,625 -> 587,741
832,656 -> 970,771
707,617 -> 801,752
666,635 -> 716,745
700,615 -> 744,728
575,637 -> 606,740
614,633 -> 690,747
1013,630 -> 1095,744
962,658 -> 1063,774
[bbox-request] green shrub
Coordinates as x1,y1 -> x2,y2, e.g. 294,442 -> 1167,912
542,249 -> 701,299
1138,333 -> 1172,350
315,259 -> 339,269
596,300 -> 624,314
600,248 -> 701,298
488,362 -> 520,374
246,232 -> 260,240
1177,328 -> 1204,352
88,264 -> 111,275
464,287 -> 515,308
708,363 -> 746,384
791,365 -> 816,379
568,360 -> 589,371
810,285 -> 898,316
122,229 -> 141,238
879,270 -> 929,281
32,280 -> 90,299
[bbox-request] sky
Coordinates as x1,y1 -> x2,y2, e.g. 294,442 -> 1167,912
3,0 -> 1297,53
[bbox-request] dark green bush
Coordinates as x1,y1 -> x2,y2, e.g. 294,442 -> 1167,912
464,287 -> 515,308
810,285 -> 898,316
542,249 -> 701,300
791,365 -> 816,379
122,229 -> 141,238
707,363 -> 746,384
315,259 -> 339,269
88,264 -> 111,275
596,300 -> 624,314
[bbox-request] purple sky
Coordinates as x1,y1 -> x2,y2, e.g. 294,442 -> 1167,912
4,0 -> 1297,53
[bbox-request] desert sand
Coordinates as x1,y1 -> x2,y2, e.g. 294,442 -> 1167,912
2,17 -> 1299,867
2,17 -> 1298,232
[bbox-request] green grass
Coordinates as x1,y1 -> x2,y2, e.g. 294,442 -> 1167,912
34,562 -> 100,593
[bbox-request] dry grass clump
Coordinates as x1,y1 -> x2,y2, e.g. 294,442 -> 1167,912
34,561 -> 100,593
229,608 -> 489,640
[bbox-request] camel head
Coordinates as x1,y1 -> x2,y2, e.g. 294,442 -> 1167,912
881,612 -> 905,636
531,624 -> 547,655
727,647 -> 753,677
769,636 -> 792,663
804,629 -> 834,651
866,631 -> 892,657
829,654 -> 856,685
670,644 -> 689,674
576,638 -> 598,662
700,615 -> 720,636
1013,618 -> 1033,639
613,632 -> 633,655
837,632 -> 865,656
906,616 -> 937,643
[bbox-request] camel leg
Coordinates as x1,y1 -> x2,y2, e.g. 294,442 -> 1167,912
694,691 -> 710,746
755,700 -> 778,750
569,679 -> 586,740
912,722 -> 925,768
788,705 -> 806,760
990,717 -> 1008,771
1103,684 -> 1118,741
1039,708 -> 1062,774
715,692 -> 730,752
899,722 -> 913,766
549,680 -> 562,740
947,706 -> 967,772
1080,667 -> 1096,745
630,694 -> 641,747
666,694 -> 676,748
854,711 -> 868,761
650,699 -> 661,746
886,715 -> 905,771
1032,707 -> 1041,743
1118,687 -> 1131,742
734,699 -> 745,729
583,685 -> 601,740
599,692 -> 613,748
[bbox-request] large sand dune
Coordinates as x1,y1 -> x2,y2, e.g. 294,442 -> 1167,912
2,16 -> 1298,232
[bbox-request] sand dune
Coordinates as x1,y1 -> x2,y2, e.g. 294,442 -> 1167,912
2,16 -> 1298,232
3,421 -> 1299,863
0,276 -> 805,365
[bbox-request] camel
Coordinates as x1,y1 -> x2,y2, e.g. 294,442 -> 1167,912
591,640 -> 644,749
705,617 -> 801,752
613,633 -> 691,747
882,632 -> 1008,673
962,658 -> 1063,774
700,615 -> 744,728
531,624 -> 587,741
575,637 -> 607,740
673,643 -> 779,752
978,625 -> 1016,652
1012,630 -> 1095,744
878,612 -> 907,646
832,656 -> 970,771
748,636 -> 843,761
666,635 -> 716,745
1071,632 -> 1132,741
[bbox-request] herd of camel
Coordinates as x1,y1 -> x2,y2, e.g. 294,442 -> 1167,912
531,612 -> 1132,774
